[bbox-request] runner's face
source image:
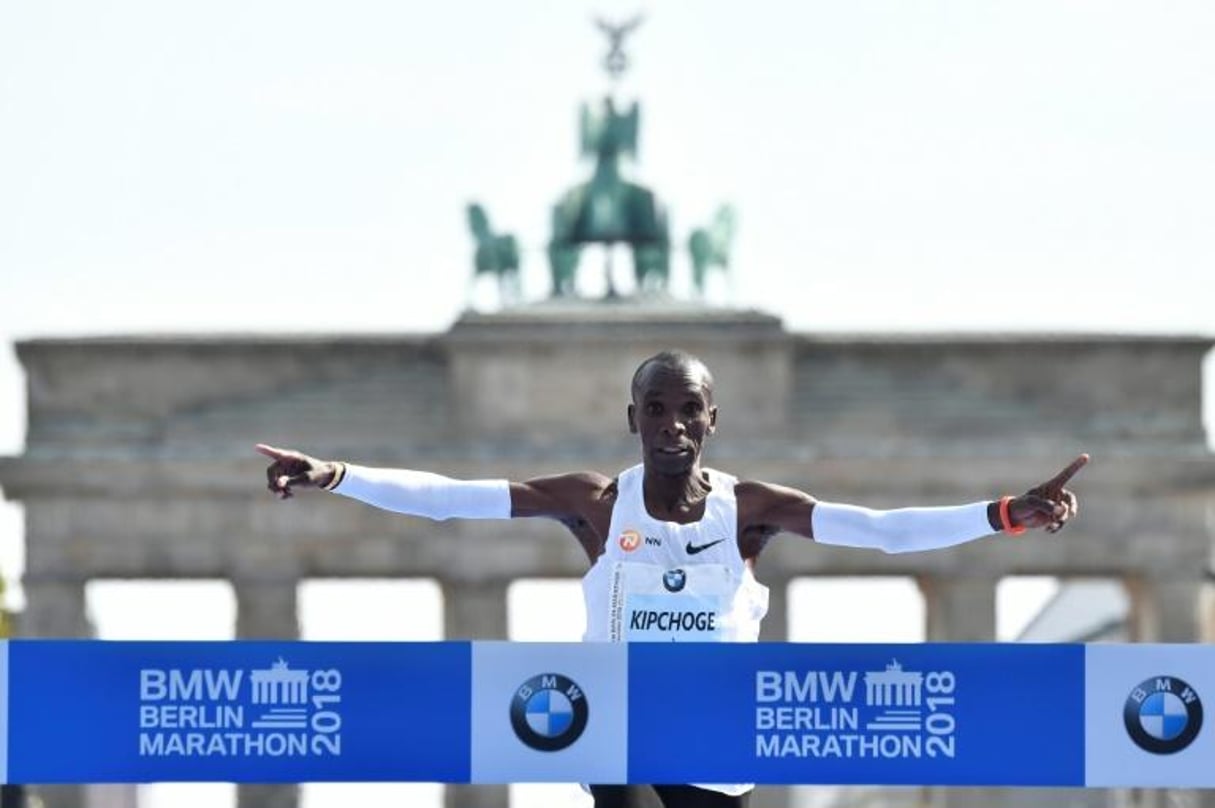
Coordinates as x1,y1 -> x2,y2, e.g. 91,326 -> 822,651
629,363 -> 717,476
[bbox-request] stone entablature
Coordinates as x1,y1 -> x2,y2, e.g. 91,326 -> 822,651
9,312 -> 1210,458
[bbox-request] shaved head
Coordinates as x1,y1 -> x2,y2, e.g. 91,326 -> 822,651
630,351 -> 715,403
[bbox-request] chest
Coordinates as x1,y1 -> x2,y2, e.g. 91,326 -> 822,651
605,500 -> 737,566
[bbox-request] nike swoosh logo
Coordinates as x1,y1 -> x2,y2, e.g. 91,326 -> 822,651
685,538 -> 726,555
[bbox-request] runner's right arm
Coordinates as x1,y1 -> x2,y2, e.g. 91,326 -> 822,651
257,444 -> 614,557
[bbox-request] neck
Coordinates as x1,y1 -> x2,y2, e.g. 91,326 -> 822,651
642,464 -> 710,514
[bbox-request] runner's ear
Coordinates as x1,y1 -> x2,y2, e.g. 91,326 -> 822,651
627,403 -> 638,434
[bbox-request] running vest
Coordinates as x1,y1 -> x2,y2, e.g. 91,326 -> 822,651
582,464 -> 769,643
581,464 -> 768,797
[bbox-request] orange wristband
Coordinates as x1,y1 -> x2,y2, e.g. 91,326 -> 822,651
999,496 -> 1027,535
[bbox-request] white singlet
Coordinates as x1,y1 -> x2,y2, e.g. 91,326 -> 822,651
583,464 -> 769,644
581,464 -> 768,798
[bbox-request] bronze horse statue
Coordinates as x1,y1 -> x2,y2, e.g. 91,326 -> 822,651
688,204 -> 737,298
466,203 -> 521,306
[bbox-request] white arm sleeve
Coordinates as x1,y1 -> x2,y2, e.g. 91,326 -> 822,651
331,464 -> 511,521
811,501 -> 995,554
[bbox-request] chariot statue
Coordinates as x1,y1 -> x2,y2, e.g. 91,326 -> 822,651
547,15 -> 670,298
465,13 -> 739,306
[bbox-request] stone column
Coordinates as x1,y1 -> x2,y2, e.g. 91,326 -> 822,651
1202,584 -> 1215,644
751,581 -> 792,808
749,786 -> 794,808
84,784 -> 138,808
19,576 -> 91,808
234,578 -> 300,640
233,579 -> 299,808
19,575 -> 93,638
1133,785 -> 1215,808
442,579 -> 509,808
919,577 -> 998,808
236,785 -> 297,808
441,579 -> 509,640
918,576 -> 997,642
1127,578 -> 1210,643
758,576 -> 790,643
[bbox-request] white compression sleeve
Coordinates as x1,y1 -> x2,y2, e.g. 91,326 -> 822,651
331,464 -> 511,521
811,501 -> 995,554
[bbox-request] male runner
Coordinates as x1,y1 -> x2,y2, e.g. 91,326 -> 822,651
258,349 -> 1086,808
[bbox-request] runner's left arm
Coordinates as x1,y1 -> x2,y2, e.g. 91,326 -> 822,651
736,455 -> 1086,553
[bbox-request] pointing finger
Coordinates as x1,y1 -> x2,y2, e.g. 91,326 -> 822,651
1046,454 -> 1090,489
255,443 -> 287,460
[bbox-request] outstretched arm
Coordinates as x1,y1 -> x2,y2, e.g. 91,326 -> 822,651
738,454 -> 1088,555
256,443 -> 613,527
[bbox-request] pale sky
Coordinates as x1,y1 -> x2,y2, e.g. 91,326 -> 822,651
0,2 -> 1210,802
2,0 -> 1213,449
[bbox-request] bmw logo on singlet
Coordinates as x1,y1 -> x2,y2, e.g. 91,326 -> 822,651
662,568 -> 687,592
510,673 -> 589,751
1123,675 -> 1203,754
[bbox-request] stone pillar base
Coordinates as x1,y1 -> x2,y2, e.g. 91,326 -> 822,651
749,785 -> 793,808
919,577 -> 997,642
19,577 -> 92,638
442,580 -> 508,640
444,784 -> 509,808
237,783 -> 298,808
234,579 -> 299,640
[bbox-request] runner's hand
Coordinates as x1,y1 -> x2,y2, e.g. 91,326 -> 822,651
1008,454 -> 1089,533
255,443 -> 338,500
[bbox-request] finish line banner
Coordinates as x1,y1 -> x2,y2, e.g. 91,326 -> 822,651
0,641 -> 1211,787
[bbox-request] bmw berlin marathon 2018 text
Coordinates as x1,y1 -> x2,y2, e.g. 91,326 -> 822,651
138,659 -> 342,758
754,661 -> 957,760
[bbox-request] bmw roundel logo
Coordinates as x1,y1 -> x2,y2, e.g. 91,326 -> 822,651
510,673 -> 589,752
663,568 -> 687,592
1123,675 -> 1203,754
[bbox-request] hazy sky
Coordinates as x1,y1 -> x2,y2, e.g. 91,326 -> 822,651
3,0 -> 1213,456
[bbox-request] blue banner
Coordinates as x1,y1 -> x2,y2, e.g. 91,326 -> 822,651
6,641 -> 469,783
628,643 -> 1085,786
0,640 -> 1210,786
